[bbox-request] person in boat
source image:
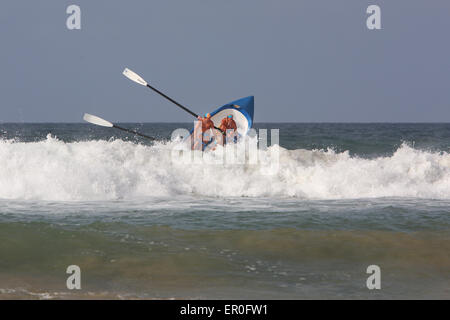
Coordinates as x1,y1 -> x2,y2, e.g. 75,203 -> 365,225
219,114 -> 238,144
193,113 -> 216,150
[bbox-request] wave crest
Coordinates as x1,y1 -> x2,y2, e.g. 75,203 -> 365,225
1,135 -> 449,200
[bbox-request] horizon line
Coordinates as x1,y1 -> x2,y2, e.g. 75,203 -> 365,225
1,121 -> 450,124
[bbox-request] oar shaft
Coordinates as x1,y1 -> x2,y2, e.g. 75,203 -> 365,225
124,69 -> 224,133
146,84 -> 224,133
146,84 -> 199,118
113,125 -> 155,141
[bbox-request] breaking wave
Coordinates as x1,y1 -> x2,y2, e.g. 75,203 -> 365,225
1,135 -> 450,201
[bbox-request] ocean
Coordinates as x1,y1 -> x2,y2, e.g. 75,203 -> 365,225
0,123 -> 449,299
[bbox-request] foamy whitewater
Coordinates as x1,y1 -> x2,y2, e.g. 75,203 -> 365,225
1,123 -> 449,299
1,135 -> 450,201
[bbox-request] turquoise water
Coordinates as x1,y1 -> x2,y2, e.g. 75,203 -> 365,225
0,123 -> 449,299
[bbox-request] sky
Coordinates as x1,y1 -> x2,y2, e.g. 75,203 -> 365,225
0,0 -> 449,123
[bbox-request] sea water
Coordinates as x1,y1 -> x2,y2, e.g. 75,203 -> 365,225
0,123 -> 449,299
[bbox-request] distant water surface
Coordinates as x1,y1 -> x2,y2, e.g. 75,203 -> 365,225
0,123 -> 449,299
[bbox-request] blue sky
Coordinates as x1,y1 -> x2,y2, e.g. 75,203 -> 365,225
1,0 -> 449,122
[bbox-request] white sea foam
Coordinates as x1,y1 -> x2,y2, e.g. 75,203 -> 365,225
1,135 -> 450,201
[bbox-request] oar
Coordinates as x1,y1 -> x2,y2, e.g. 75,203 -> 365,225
83,113 -> 155,141
122,68 -> 224,134
123,68 -> 199,118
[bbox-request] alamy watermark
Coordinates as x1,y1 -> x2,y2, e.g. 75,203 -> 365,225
170,125 -> 280,175
64,5 -> 381,31
66,5 -> 81,30
66,265 -> 81,290
366,5 -> 381,30
366,265 -> 381,290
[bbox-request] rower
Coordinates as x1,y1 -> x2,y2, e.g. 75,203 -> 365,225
193,113 -> 215,150
219,114 -> 237,144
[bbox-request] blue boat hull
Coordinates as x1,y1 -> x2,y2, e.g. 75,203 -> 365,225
187,96 -> 254,149
208,96 -> 254,135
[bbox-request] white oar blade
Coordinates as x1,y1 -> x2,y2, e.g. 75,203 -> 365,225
123,68 -> 147,86
83,113 -> 113,127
